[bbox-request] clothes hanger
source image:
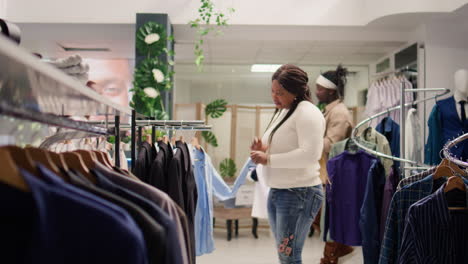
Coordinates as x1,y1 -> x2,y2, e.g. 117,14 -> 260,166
92,150 -> 113,168
1,145 -> 39,177
73,150 -> 97,169
0,148 -> 29,192
444,176 -> 466,192
24,147 -> 62,176
444,176 -> 467,210
60,152 -> 96,184
102,151 -> 114,167
433,158 -> 467,179
48,151 -> 69,171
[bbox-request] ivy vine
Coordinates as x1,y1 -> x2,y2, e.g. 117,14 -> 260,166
189,0 -> 235,71
131,21 -> 175,119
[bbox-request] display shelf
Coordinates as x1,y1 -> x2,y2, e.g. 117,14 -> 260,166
0,35 -> 132,118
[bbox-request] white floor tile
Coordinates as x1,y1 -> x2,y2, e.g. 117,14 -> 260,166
197,228 -> 363,264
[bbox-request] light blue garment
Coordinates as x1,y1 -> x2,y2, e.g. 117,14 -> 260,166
191,146 -> 256,256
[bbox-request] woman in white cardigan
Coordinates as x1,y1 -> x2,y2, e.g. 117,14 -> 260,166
250,64 -> 325,264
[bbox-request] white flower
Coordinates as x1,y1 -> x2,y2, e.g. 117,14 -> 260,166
152,69 -> 165,83
144,33 -> 160,44
143,87 -> 159,98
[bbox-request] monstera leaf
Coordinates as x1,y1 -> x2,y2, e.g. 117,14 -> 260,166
136,21 -> 167,57
220,158 -> 237,178
201,131 -> 218,147
205,99 -> 227,119
134,58 -> 172,92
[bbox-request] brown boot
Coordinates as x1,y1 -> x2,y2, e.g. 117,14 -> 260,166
335,242 -> 354,257
320,242 -> 354,264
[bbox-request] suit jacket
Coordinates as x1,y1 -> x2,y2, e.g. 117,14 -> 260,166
29,165 -> 148,264
134,141 -> 154,182
65,168 -> 166,264
176,141 -> 198,264
93,162 -> 192,264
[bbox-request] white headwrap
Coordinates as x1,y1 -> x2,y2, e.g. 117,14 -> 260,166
316,75 -> 337,90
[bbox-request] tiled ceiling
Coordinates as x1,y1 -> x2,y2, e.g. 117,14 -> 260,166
17,23 -> 408,66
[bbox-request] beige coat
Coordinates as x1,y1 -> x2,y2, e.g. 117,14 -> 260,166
319,99 -> 354,183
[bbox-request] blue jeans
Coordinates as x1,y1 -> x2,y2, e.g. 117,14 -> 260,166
268,185 -> 323,264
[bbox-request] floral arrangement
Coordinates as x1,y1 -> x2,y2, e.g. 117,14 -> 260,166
130,21 -> 175,120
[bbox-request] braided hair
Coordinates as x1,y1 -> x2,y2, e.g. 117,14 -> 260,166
266,64 -> 312,144
322,64 -> 348,98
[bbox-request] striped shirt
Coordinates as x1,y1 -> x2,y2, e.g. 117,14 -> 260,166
379,175 -> 446,264
396,168 -> 436,191
398,182 -> 468,264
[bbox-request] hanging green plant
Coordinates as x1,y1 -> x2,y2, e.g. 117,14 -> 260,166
201,131 -> 218,147
220,158 -> 237,178
136,21 -> 167,57
134,58 -> 173,91
205,99 -> 227,118
189,0 -> 235,71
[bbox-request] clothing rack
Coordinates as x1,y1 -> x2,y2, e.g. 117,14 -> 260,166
442,133 -> 468,168
351,81 -> 450,173
0,34 -> 131,168
127,110 -> 212,171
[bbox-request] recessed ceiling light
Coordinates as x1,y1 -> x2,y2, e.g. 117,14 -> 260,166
251,64 -> 281,73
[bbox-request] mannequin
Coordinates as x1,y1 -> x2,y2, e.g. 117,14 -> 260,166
424,68 -> 468,165
454,69 -> 468,120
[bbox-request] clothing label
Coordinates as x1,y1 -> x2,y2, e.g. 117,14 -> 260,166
235,184 -> 254,206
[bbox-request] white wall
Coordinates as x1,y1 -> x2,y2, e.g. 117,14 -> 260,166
174,64 -> 369,107
5,0 -> 468,26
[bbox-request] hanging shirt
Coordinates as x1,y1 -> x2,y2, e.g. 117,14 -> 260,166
405,108 -> 423,170
326,150 -> 378,246
398,182 -> 468,264
191,147 -> 256,256
361,127 -> 394,177
376,117 -> 400,160
360,160 -> 386,264
380,166 -> 400,241
22,166 -> 148,264
320,137 -> 377,242
424,105 -> 443,165
379,175 -> 446,264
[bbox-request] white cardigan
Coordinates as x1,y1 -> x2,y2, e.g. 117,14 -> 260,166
261,101 -> 325,189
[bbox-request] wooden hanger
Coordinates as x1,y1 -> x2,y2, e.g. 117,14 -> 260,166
444,176 -> 466,192
433,159 -> 454,179
434,159 -> 467,179
61,152 -> 96,184
444,176 -> 467,210
73,150 -> 97,168
48,151 -> 69,171
1,145 -> 39,176
25,147 -> 61,176
0,148 -> 29,192
92,150 -> 112,168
